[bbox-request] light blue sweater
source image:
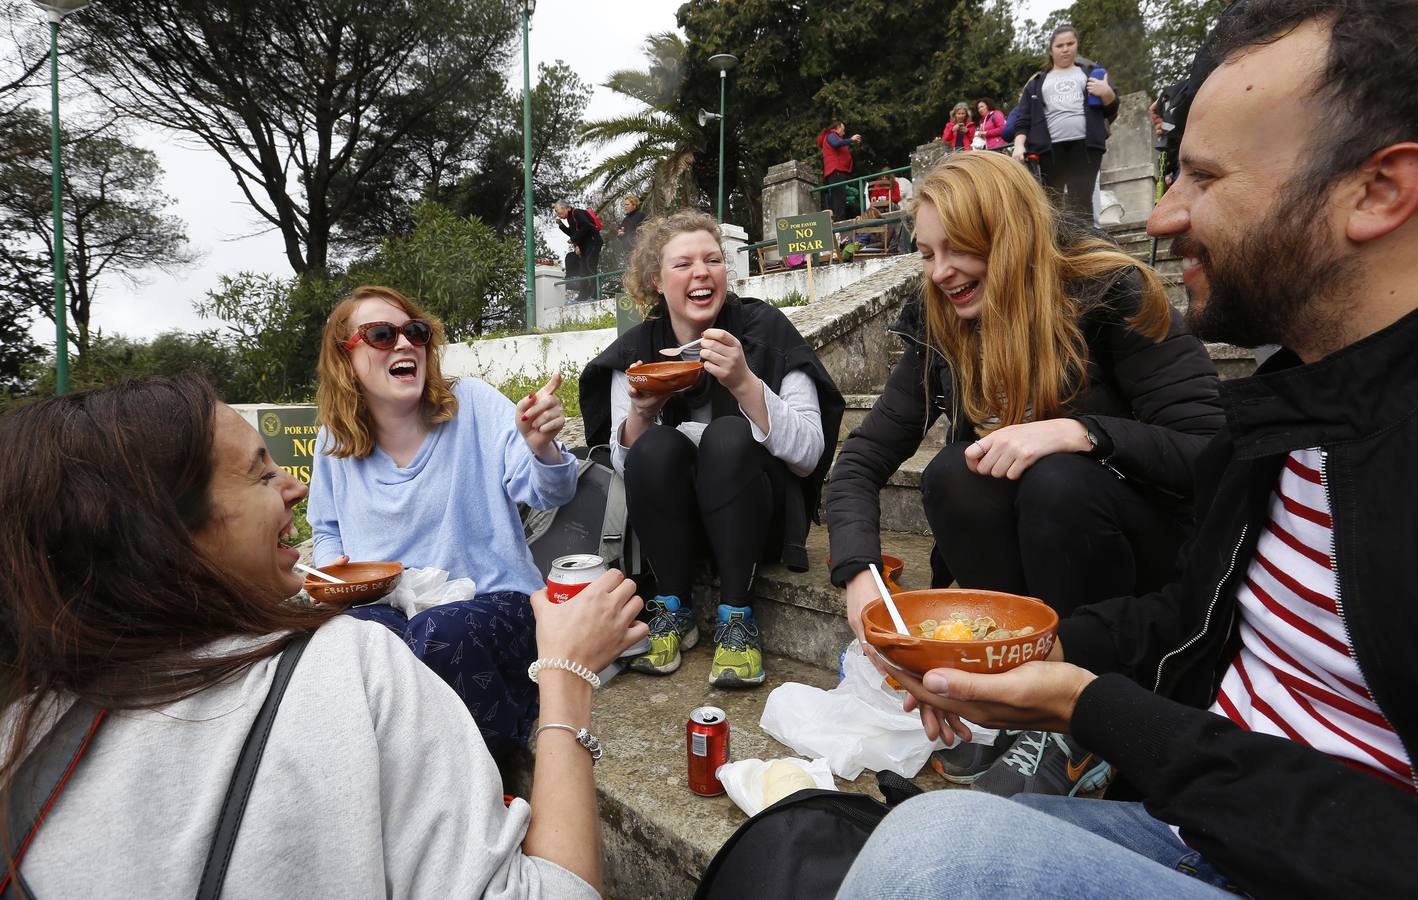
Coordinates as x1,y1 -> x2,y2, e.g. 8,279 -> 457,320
308,378 -> 578,596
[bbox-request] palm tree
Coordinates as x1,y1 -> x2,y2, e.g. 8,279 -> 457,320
579,33 -> 705,215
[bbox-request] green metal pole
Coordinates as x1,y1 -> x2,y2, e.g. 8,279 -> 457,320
47,18 -> 69,395
716,69 -> 727,223
521,7 -> 536,330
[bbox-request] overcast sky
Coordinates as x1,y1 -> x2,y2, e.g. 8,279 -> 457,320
31,0 -> 1067,346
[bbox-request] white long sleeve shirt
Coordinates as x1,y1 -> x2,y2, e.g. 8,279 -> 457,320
608,368 -> 824,477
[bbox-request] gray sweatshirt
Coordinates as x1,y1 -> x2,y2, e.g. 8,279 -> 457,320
11,616 -> 597,899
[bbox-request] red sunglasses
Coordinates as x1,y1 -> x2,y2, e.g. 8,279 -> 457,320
343,319 -> 433,352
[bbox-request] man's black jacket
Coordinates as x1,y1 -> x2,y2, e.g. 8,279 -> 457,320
1062,307 -> 1418,897
558,208 -> 602,251
826,267 -> 1223,588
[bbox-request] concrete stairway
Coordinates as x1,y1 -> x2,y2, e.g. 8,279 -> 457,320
522,229 -> 1259,898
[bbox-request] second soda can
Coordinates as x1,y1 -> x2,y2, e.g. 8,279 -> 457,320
546,554 -> 607,604
687,706 -> 731,796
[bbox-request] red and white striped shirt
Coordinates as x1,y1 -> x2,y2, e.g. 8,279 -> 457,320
1209,448 -> 1416,792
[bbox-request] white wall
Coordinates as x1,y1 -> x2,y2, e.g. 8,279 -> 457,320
440,251 -> 902,383
441,328 -> 616,384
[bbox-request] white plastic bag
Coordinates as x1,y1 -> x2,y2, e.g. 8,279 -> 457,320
760,641 -> 998,780
715,756 -> 836,818
381,567 -> 477,619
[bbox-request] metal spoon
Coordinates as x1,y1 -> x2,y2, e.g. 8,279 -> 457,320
658,337 -> 705,358
296,562 -> 347,584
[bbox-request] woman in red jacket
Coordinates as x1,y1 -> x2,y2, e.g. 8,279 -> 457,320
941,103 -> 976,150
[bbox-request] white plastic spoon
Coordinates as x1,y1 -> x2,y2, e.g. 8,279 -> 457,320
658,337 -> 705,357
869,562 -> 910,635
296,562 -> 346,584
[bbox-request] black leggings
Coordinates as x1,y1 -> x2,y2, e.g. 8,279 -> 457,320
623,419 -> 786,604
920,443 -> 1188,616
1039,139 -> 1102,224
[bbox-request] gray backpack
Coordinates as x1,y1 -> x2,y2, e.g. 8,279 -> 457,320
523,446 -> 639,577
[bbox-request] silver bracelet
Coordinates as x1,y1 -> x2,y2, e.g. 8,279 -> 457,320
527,657 -> 601,689
536,723 -> 604,762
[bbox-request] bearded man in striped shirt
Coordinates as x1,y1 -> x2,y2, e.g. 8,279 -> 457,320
839,1 -> 1418,896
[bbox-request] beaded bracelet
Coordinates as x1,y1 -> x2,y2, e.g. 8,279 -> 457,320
527,657 -> 601,689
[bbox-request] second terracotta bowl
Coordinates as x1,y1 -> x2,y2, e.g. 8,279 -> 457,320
626,360 -> 705,394
304,561 -> 403,606
862,588 -> 1059,677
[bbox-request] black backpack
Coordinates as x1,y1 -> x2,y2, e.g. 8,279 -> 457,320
693,774 -> 921,900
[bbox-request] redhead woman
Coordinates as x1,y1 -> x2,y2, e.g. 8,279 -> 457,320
826,152 -> 1222,790
307,285 -> 577,756
0,375 -> 646,896
581,211 -> 844,688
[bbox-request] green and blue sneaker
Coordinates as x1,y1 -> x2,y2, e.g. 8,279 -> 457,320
628,595 -> 698,675
709,604 -> 765,688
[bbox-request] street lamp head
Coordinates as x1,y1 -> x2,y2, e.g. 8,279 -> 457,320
30,0 -> 92,20
708,53 -> 739,73
524,0 -> 536,14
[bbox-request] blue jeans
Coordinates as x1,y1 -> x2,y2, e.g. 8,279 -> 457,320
347,592 -> 538,758
837,791 -> 1240,899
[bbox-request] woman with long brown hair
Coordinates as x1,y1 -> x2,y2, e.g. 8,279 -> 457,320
826,151 -> 1222,792
0,375 -> 645,896
307,285 -> 577,757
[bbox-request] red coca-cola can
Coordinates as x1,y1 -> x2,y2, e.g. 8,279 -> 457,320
546,553 -> 607,604
687,706 -> 731,796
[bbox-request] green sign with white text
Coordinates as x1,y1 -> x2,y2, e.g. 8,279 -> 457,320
774,210 -> 834,257
257,406 -> 319,483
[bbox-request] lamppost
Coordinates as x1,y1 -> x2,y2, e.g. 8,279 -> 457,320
520,0 -> 537,330
708,53 -> 737,223
31,0 -> 91,395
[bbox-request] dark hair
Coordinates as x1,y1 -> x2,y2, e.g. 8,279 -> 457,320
1040,24 -> 1080,70
1209,0 -> 1418,187
976,97 -> 998,112
0,376 -> 337,785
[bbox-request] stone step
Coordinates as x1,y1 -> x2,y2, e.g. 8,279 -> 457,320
507,645 -> 955,900
687,525 -> 937,671
840,394 -> 946,451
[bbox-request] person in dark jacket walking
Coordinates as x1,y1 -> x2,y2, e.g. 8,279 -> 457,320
840,2 -> 1418,896
555,200 -> 604,301
1011,24 -> 1118,222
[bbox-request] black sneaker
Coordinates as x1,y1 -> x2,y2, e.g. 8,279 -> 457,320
929,732 -> 1019,784
970,731 -> 1113,798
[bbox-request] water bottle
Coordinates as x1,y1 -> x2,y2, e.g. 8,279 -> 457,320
1088,66 -> 1107,107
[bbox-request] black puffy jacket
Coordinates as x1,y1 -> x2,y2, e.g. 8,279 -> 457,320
1014,60 -> 1120,155
826,267 -> 1223,588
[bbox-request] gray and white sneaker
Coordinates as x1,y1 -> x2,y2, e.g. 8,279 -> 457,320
971,731 -> 1113,798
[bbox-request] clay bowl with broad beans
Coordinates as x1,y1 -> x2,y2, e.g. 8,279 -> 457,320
625,360 -> 705,394
304,561 -> 403,606
863,588 -> 1058,677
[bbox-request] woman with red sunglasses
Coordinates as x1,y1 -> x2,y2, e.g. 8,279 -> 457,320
307,286 -> 579,757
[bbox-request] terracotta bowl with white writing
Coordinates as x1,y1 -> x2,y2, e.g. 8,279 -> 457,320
304,561 -> 403,606
625,360 -> 705,394
862,589 -> 1059,676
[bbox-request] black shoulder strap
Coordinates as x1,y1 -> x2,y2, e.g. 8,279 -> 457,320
195,632 -> 312,900
1,701 -> 106,900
